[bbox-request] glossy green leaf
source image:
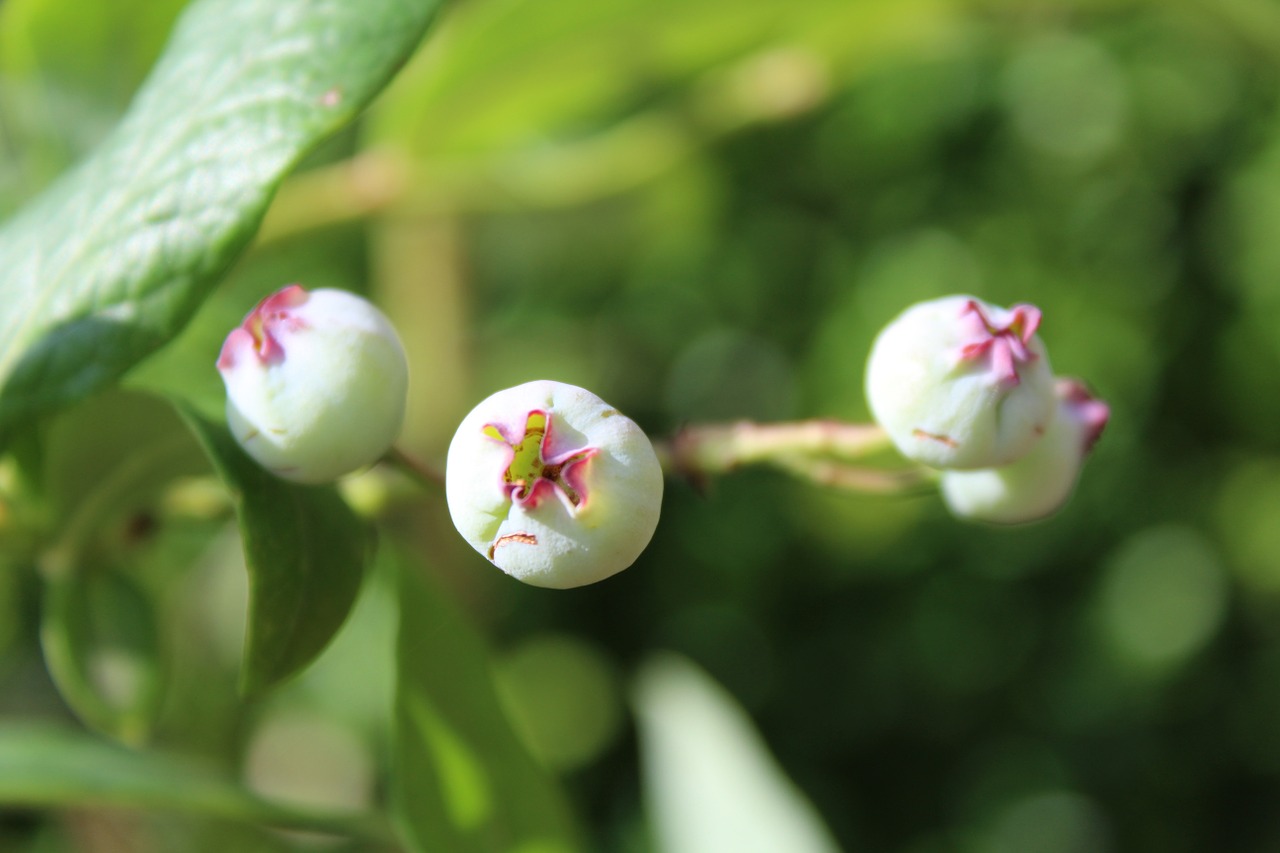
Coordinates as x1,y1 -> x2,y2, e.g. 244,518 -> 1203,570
393,559 -> 583,853
633,654 -> 842,853
0,0 -> 439,446
0,724 -> 394,840
180,408 -> 371,697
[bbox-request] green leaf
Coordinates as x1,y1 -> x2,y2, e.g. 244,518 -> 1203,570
0,0 -> 189,211
0,0 -> 186,108
41,567 -> 164,746
633,654 -> 843,853
32,390 -> 210,740
371,0 -> 959,162
42,389 -> 208,530
0,0 -> 439,446
393,558 -> 583,853
0,724 -> 394,841
180,408 -> 371,697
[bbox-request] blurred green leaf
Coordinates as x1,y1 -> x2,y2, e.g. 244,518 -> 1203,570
0,0 -> 188,210
32,391 -> 207,741
0,0 -> 439,447
0,0 -> 185,105
0,724 -> 394,840
373,0 -> 959,161
180,408 -> 371,697
40,567 -> 163,745
393,559 -> 582,853
633,654 -> 842,853
42,390 -> 207,530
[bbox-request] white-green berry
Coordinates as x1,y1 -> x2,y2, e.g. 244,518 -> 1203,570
865,295 -> 1056,470
216,285 -> 408,484
940,378 -> 1110,524
445,381 -> 664,589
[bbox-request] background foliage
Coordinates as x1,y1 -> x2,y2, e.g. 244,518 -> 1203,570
2,0 -> 1279,851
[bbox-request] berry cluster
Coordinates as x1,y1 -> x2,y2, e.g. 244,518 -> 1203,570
217,286 -> 1107,587
865,295 -> 1109,524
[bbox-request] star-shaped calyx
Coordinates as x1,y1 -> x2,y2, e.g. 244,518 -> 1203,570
956,299 -> 1042,386
483,410 -> 598,512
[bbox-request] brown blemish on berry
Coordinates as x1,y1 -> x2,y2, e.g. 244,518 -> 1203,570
488,532 -> 538,560
600,409 -> 619,418
912,428 -> 959,448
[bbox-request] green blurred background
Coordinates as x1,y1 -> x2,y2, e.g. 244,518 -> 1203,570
5,0 -> 1280,850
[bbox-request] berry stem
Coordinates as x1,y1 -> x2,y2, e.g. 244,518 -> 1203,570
656,419 -> 928,493
396,420 -> 924,498
382,445 -> 445,490
769,455 -> 936,494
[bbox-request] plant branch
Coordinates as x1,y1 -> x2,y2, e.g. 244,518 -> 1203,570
383,420 -> 928,498
656,418 -> 928,494
769,454 -> 935,495
661,419 -> 890,473
382,445 -> 445,490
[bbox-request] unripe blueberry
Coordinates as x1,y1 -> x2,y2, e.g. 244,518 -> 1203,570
217,285 -> 408,484
940,378 -> 1109,524
445,381 -> 663,589
865,295 -> 1056,470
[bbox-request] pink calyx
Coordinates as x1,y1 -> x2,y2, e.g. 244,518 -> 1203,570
956,300 -> 1042,386
483,410 -> 597,512
1057,378 -> 1110,453
216,285 -> 309,370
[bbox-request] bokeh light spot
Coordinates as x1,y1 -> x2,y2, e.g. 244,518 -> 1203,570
496,633 -> 623,772
1215,457 -> 1280,593
978,791 -> 1111,853
1098,525 -> 1227,671
1002,34 -> 1128,162
243,710 -> 374,811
